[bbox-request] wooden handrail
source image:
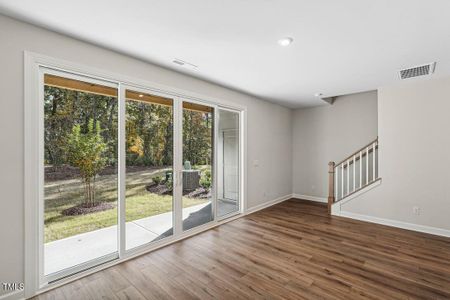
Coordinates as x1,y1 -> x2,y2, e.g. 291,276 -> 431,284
339,146 -> 378,168
335,137 -> 378,167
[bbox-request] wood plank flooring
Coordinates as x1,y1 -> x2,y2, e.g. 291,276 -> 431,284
34,199 -> 450,300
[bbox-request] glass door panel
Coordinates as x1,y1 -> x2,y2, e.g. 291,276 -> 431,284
43,72 -> 118,277
125,89 -> 174,249
217,109 -> 240,217
182,101 -> 215,231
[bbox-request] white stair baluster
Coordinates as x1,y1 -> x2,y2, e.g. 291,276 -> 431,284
341,164 -> 344,199
373,141 -> 376,181
332,138 -> 379,203
346,159 -> 350,196
365,147 -> 369,185
359,151 -> 362,188
353,155 -> 356,192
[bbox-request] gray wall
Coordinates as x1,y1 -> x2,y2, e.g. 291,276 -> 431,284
0,14 -> 292,295
292,91 -> 378,198
342,76 -> 450,231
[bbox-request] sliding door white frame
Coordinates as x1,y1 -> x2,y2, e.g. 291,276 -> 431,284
173,97 -> 183,236
179,98 -> 218,231
24,51 -> 247,298
120,83 -> 180,249
216,107 -> 244,220
118,84 -> 126,257
37,67 -> 121,285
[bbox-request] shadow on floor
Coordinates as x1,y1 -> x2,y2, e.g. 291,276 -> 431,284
155,200 -> 238,241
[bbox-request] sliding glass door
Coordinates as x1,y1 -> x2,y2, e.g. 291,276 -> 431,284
217,108 -> 241,218
42,70 -> 119,279
181,101 -> 215,231
38,66 -> 242,285
125,89 -> 174,250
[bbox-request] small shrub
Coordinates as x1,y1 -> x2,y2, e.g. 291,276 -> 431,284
165,170 -> 173,182
200,169 -> 212,188
152,175 -> 162,185
166,178 -> 173,190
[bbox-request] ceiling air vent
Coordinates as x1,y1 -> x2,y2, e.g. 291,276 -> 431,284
172,59 -> 185,66
172,58 -> 198,70
399,62 -> 436,80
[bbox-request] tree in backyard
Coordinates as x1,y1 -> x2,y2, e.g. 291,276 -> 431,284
44,84 -> 213,171
44,85 -> 118,169
65,119 -> 107,206
44,87 -> 75,166
125,100 -> 173,166
183,110 -> 212,165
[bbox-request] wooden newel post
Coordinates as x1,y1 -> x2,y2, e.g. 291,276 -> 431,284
328,161 -> 335,215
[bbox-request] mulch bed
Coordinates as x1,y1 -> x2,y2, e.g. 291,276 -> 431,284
146,182 -> 211,198
62,202 -> 115,216
185,187 -> 211,199
146,182 -> 172,195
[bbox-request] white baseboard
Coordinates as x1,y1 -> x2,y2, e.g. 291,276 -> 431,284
329,178 -> 450,238
336,211 -> 450,238
0,290 -> 24,300
245,194 -> 292,215
292,194 -> 327,203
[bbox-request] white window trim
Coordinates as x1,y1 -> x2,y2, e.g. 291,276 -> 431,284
24,51 -> 248,298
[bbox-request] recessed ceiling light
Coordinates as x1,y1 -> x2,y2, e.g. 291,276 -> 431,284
138,94 -> 144,98
314,93 -> 323,97
278,37 -> 294,46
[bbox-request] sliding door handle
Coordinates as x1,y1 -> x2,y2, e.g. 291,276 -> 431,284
178,171 -> 183,187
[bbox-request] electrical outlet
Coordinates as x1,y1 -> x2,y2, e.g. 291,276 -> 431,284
413,206 -> 420,216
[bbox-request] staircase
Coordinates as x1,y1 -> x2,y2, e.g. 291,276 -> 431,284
327,138 -> 380,214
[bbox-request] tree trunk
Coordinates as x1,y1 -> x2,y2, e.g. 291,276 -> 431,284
83,179 -> 89,207
92,176 -> 96,205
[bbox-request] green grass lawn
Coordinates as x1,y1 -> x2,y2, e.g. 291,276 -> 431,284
44,167 -> 208,243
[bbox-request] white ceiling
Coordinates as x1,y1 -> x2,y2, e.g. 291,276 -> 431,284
1,0 -> 450,108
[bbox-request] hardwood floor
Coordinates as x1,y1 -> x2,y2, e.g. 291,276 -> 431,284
34,199 -> 450,300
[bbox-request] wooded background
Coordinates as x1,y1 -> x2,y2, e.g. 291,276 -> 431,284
44,86 -> 213,171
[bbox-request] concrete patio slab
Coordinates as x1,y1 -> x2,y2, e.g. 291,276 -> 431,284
44,202 -> 211,276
